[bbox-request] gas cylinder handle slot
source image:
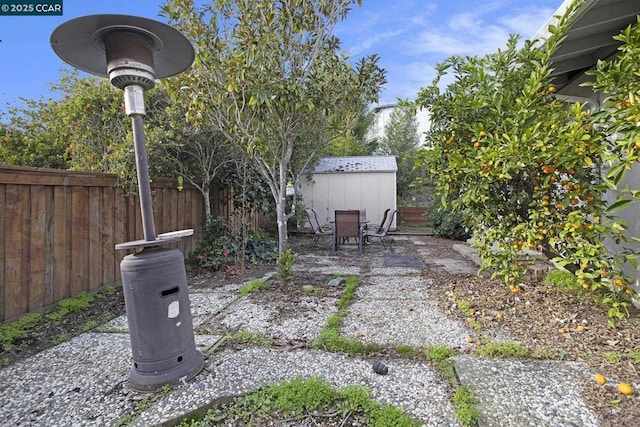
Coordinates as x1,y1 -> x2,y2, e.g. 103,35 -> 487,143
161,287 -> 179,297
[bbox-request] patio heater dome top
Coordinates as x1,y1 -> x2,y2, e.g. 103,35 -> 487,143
51,14 -> 194,89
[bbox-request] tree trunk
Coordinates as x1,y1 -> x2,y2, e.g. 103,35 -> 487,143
276,191 -> 288,254
202,184 -> 212,223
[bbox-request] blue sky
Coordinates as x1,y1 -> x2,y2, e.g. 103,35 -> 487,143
0,0 -> 563,112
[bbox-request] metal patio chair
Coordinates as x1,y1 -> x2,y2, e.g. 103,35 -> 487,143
304,208 -> 332,246
366,208 -> 391,234
332,210 -> 365,255
365,209 -> 396,249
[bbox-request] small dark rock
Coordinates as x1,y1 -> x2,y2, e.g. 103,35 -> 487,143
372,360 -> 388,375
327,277 -> 346,287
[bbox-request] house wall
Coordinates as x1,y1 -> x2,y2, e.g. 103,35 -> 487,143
603,164 -> 640,289
558,83 -> 640,290
300,171 -> 397,230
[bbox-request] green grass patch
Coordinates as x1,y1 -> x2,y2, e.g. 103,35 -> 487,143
452,385 -> 480,427
313,276 -> 379,354
543,269 -> 583,293
51,332 -> 70,345
81,320 -> 99,333
0,312 -> 43,351
313,328 -> 379,354
604,351 -> 622,364
232,330 -> 274,346
0,285 -> 121,353
473,341 -> 528,358
424,344 -> 457,385
336,276 -> 358,310
238,279 -> 266,296
456,299 -> 472,311
179,376 -> 419,427
47,292 -> 95,321
396,345 -> 422,357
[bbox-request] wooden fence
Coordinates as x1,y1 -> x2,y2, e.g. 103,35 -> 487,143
397,206 -> 429,226
0,165 -> 207,323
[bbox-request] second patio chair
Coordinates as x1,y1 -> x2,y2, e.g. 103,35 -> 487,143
365,209 -> 396,249
304,208 -> 332,246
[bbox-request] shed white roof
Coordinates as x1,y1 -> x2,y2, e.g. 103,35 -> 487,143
311,156 -> 397,173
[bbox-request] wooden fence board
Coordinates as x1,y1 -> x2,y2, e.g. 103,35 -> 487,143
101,187 -> 116,284
43,187 -> 55,308
0,185 -> 5,322
4,185 -> 28,320
52,186 -> 71,302
88,186 -> 102,291
71,186 -> 89,296
114,188 -> 127,281
28,186 -> 47,312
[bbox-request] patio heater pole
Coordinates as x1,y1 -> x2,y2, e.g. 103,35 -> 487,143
51,14 -> 204,392
126,85 -> 156,241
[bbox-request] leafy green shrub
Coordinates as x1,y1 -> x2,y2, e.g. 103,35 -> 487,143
543,268 -> 581,291
276,248 -> 295,282
245,232 -> 278,264
425,198 -> 471,241
188,217 -> 236,271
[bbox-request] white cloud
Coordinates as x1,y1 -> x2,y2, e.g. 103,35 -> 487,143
498,7 -> 557,39
337,0 -> 562,101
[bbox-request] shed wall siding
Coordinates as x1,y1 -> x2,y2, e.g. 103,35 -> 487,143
301,172 -> 396,229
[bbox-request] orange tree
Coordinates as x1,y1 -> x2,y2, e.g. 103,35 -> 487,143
415,1 -> 636,318
586,17 -> 640,291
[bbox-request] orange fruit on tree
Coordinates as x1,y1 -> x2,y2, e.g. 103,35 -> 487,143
548,86 -> 556,93
618,382 -> 634,395
594,373 -> 606,385
478,130 -> 487,138
474,142 -> 481,148
635,139 -> 640,150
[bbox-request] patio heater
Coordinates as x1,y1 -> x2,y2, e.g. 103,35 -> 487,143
51,15 -> 204,392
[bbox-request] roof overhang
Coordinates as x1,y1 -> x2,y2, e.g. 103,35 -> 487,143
534,0 -> 640,93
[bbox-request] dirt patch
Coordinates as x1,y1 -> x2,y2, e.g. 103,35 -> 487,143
0,289 -> 126,368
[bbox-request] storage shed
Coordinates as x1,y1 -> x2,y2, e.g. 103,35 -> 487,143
299,156 -> 397,229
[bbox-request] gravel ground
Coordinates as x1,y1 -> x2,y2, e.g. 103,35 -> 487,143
1,233 -> 631,426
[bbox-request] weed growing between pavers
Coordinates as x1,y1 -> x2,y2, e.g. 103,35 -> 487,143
232,330 -> 274,346
452,385 -> 481,427
473,341 -> 529,358
178,376 -> 419,427
313,275 -> 379,354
